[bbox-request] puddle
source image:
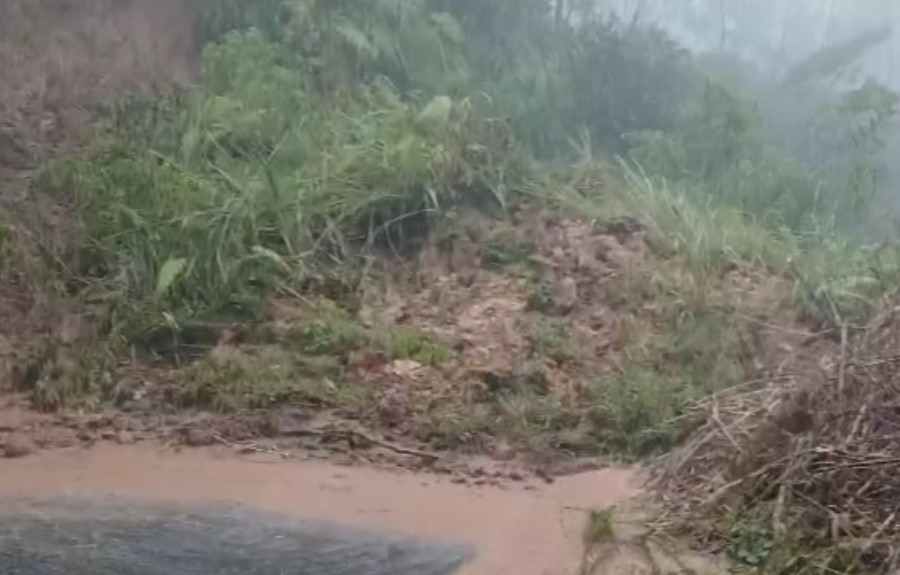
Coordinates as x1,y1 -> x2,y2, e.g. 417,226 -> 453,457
0,445 -> 638,575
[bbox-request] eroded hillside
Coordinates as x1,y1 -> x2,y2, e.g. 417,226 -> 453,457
2,2 -> 900,574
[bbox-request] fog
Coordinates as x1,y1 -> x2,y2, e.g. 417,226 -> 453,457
596,0 -> 900,234
606,0 -> 898,83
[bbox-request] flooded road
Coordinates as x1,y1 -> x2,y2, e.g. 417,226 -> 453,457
0,445 -> 637,575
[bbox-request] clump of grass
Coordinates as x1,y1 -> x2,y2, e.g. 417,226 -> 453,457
587,297 -> 750,455
0,210 -> 14,271
588,368 -> 688,455
410,361 -> 586,452
176,346 -> 369,412
789,233 -> 900,327
383,327 -> 455,366
48,29 -> 524,342
583,509 -> 616,547
529,318 -> 576,365
286,307 -> 369,357
19,341 -> 116,412
412,404 -> 494,450
482,230 -> 537,275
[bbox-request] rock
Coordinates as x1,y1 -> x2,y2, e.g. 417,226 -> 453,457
3,435 -> 36,458
553,276 -> 578,313
116,430 -> 136,445
182,428 -> 215,447
491,439 -> 516,461
384,360 -> 424,378
431,463 -> 453,475
48,429 -> 79,448
347,350 -> 386,372
535,468 -> 555,484
110,381 -> 137,406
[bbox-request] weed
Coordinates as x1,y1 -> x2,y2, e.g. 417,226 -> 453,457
481,365 -> 551,397
384,327 -> 455,366
0,210 -> 14,271
176,346 -> 367,412
580,273 -> 752,455
583,509 -> 616,547
52,29 -> 523,338
495,391 -> 567,433
588,369 -> 689,455
413,405 -> 493,449
653,307 -> 747,391
190,0 -> 285,45
21,342 -> 115,412
287,308 -> 369,357
482,231 -> 537,275
529,318 -> 576,365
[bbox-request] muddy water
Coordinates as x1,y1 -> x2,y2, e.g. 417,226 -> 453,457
0,445 -> 637,575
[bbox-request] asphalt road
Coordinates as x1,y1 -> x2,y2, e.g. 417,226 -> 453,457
0,499 -> 473,575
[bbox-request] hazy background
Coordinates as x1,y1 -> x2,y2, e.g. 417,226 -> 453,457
608,0 -> 898,79
602,0 -> 900,235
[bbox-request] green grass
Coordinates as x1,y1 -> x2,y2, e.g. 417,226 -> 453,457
529,318 -> 576,365
176,346 -> 370,412
583,509 -> 616,547
482,230 -> 537,275
40,6 -> 899,348
286,307 -> 369,356
542,157 -> 900,330
583,289 -> 751,456
17,340 -> 116,412
45,29 -> 524,339
383,327 -> 455,365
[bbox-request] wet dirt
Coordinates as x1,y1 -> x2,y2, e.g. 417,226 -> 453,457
0,444 -> 638,575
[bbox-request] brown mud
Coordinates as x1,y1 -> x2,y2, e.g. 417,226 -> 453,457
0,443 -> 637,575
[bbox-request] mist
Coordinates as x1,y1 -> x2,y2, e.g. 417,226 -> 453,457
595,0 -> 900,236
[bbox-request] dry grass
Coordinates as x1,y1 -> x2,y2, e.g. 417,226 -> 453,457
650,306 -> 900,572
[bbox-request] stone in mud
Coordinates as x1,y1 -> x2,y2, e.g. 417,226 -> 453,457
2,435 -> 36,458
182,427 -> 216,447
116,430 -> 136,445
527,276 -> 578,316
553,276 -> 578,313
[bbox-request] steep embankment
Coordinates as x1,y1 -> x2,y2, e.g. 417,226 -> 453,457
0,0 -> 819,475
2,4 -> 887,574
0,0 -> 196,413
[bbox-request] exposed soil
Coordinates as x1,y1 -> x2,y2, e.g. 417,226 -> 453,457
0,0 -> 195,156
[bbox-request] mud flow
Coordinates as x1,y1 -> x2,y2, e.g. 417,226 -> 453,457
0,446 -> 636,575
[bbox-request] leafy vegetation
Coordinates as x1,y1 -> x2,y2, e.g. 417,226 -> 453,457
176,345 -> 369,411
19,0 -> 900,470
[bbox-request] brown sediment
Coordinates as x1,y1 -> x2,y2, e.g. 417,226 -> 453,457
0,444 -> 637,575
